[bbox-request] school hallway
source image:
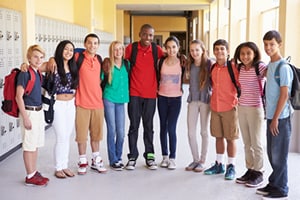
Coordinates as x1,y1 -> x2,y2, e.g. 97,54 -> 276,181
0,84 -> 299,200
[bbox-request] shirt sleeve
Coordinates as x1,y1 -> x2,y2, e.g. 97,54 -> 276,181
279,63 -> 293,87
16,71 -> 30,89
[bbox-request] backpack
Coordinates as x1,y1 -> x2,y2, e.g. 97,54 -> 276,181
41,72 -> 56,124
101,59 -> 130,90
274,56 -> 300,110
211,60 -> 241,98
1,67 -> 41,118
130,41 -> 158,70
74,48 -> 103,89
75,50 -> 102,71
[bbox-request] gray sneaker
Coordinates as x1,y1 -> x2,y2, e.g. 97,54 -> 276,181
168,159 -> 176,170
193,163 -> 204,172
185,161 -> 198,171
160,156 -> 169,168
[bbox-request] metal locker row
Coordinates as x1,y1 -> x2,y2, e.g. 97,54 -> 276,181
35,16 -> 88,61
0,7 -> 22,159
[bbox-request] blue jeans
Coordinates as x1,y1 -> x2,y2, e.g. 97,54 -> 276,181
158,95 -> 182,159
127,96 -> 156,160
266,116 -> 291,195
104,99 -> 125,165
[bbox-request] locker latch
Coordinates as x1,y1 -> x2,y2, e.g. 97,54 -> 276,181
0,78 -> 3,89
1,126 -> 6,136
14,31 -> 20,41
6,31 -> 12,41
9,122 -> 14,132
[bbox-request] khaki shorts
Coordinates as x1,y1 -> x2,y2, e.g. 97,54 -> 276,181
20,110 -> 45,151
75,106 -> 104,143
210,107 -> 239,140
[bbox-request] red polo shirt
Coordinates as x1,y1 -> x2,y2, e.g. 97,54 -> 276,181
125,42 -> 164,98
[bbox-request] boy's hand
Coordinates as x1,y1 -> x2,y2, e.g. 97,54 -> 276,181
20,63 -> 29,72
47,57 -> 57,72
269,119 -> 279,136
180,54 -> 187,68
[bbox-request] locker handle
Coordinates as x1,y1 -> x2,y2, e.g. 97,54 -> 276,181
1,126 -> 6,136
0,78 -> 3,89
9,122 -> 14,132
0,31 -> 3,39
6,31 -> 12,41
14,31 -> 20,41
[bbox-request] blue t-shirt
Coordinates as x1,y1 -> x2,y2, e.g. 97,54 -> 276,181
17,69 -> 42,106
265,59 -> 293,119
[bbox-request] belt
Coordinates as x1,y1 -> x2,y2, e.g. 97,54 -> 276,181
25,105 -> 43,111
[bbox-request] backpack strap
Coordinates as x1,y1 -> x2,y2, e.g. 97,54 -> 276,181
274,60 -> 287,87
76,52 -> 84,70
157,57 -> 166,83
123,59 -> 130,73
24,67 -> 41,95
227,60 -> 241,98
151,42 -> 158,70
130,41 -> 158,70
77,52 -> 102,71
130,42 -> 138,67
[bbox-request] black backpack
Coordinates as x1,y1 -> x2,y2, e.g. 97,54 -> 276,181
275,56 -> 300,110
130,41 -> 158,70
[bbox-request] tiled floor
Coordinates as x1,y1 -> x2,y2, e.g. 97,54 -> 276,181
0,85 -> 299,200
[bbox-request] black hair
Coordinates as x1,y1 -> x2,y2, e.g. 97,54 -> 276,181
54,40 -> 78,89
213,39 -> 229,50
140,24 -> 154,32
84,33 -> 100,44
263,30 -> 282,44
233,41 -> 261,66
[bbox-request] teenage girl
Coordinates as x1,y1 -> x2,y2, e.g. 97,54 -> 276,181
52,40 -> 78,178
185,39 -> 212,172
102,41 -> 130,171
233,41 -> 266,187
158,36 -> 184,170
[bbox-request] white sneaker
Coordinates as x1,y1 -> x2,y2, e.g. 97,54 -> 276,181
78,161 -> 88,175
91,156 -> 107,173
160,156 -> 169,168
168,159 -> 176,170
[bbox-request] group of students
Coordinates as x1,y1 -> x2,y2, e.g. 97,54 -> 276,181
16,23 -> 292,199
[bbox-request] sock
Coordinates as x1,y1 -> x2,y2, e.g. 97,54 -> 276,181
227,157 -> 236,165
27,171 -> 36,179
216,154 -> 224,164
79,155 -> 87,164
92,152 -> 100,159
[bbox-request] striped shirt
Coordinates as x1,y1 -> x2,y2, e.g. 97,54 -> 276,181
238,63 -> 267,107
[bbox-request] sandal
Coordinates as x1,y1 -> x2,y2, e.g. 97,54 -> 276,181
63,169 -> 75,177
55,170 -> 66,179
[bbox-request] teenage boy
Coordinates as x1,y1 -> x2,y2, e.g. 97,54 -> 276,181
16,44 -> 49,186
204,39 -> 239,180
124,24 -> 164,170
256,30 -> 292,200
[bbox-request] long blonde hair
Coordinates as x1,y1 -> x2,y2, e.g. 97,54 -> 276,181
108,40 -> 125,84
187,39 -> 209,90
